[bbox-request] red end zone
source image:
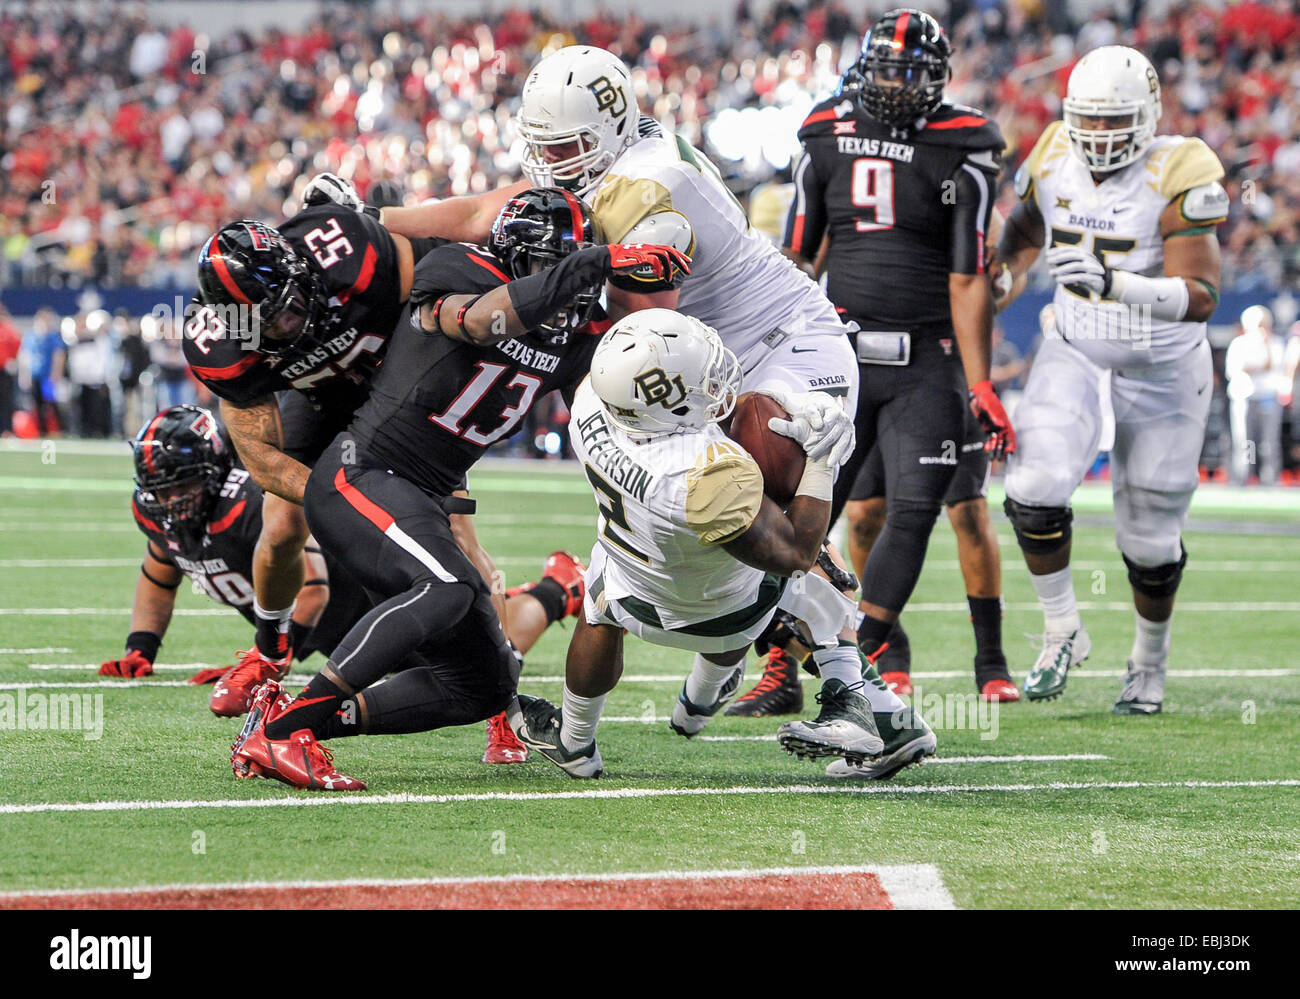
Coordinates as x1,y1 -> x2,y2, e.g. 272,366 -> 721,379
0,867 -> 936,910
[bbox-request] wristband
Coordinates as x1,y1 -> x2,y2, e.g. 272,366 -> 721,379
125,630 -> 162,664
1105,271 -> 1190,321
429,295 -> 449,333
506,245 -> 609,332
795,456 -> 834,502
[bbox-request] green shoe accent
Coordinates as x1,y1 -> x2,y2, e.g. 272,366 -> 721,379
776,678 -> 884,762
1023,627 -> 1091,701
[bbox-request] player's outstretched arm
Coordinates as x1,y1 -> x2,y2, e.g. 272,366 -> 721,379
415,244 -> 689,346
381,182 -> 529,244
993,198 -> 1045,311
101,544 -> 182,676
220,395 -> 311,504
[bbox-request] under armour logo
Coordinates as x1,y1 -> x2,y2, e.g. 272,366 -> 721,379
633,367 -> 687,408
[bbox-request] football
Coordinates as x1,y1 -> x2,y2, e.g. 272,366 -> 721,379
725,392 -> 805,506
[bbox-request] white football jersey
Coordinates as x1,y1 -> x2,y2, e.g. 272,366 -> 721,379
1016,121 -> 1227,368
590,133 -> 847,372
568,378 -> 767,629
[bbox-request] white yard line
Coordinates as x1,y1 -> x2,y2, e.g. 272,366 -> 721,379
9,601 -> 1300,616
0,648 -> 72,655
0,676 -> 314,690
0,861 -> 953,908
1,779 -> 1294,817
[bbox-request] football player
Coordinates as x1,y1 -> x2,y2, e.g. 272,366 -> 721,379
101,405 -> 580,763
186,204 -> 437,706
229,189 -> 688,789
321,44 -> 857,471
99,405 -> 348,684
783,8 -> 1017,714
509,309 -> 935,779
993,46 -> 1228,712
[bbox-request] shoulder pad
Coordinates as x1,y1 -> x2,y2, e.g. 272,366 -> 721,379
591,175 -> 674,243
798,97 -> 857,140
917,104 -> 1005,152
1159,138 -> 1226,202
1015,120 -> 1067,201
1178,181 -> 1230,224
685,441 -> 763,545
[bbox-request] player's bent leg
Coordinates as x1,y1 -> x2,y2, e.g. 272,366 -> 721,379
947,496 -> 1017,701
670,645 -> 748,737
774,570 -> 886,763
211,495 -> 310,716
1113,487 -> 1192,716
252,493 -> 308,660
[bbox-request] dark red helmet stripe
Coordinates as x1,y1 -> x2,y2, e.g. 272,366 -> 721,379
892,10 -> 911,49
560,189 -> 586,244
204,236 -> 253,306
140,412 -> 166,475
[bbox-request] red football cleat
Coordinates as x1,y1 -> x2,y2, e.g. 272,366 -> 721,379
482,711 -> 529,764
210,648 -> 291,717
880,671 -> 914,696
980,678 -> 1021,702
232,685 -> 364,792
540,551 -> 586,618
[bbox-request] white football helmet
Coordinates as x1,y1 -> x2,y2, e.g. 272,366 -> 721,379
590,309 -> 741,437
517,46 -> 637,198
1063,45 -> 1162,173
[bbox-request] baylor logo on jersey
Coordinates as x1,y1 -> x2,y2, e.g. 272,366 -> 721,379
589,76 -> 627,117
633,367 -> 687,408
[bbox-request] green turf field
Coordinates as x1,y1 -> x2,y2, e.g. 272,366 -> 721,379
1,441 -> 1298,908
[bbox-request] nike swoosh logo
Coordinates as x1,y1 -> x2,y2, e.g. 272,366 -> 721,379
1111,205 -> 1126,213
791,346 -> 818,354
1197,384 -> 1208,395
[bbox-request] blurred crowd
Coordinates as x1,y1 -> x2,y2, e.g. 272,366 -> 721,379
2,0 -> 1300,478
3,0 -> 1300,291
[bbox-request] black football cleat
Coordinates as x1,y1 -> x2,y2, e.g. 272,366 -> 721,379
725,648 -> 804,717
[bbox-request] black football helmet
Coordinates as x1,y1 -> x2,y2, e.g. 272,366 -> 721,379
847,8 -> 951,129
196,220 -> 327,355
490,187 -> 603,342
132,405 -> 232,547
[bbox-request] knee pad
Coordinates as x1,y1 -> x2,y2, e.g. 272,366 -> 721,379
884,497 -> 943,538
1123,544 -> 1187,600
1003,497 -> 1073,555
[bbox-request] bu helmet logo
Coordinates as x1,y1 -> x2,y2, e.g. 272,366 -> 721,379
589,76 -> 627,117
633,367 -> 687,408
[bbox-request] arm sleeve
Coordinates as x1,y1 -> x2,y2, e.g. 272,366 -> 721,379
685,442 -> 765,545
784,145 -> 829,260
948,157 -> 996,275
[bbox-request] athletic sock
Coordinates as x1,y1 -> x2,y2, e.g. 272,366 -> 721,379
289,620 -> 313,660
524,577 -> 568,624
1130,611 -> 1172,668
560,685 -> 606,752
1030,567 -> 1081,634
684,654 -> 743,706
266,670 -> 349,741
857,613 -> 893,658
811,643 -> 865,688
253,599 -> 295,664
851,643 -> 908,713
968,595 -> 1005,661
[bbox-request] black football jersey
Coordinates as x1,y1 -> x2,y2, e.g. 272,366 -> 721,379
184,207 -> 428,410
133,466 -> 263,622
786,99 -> 1003,329
132,464 -> 373,654
349,242 -> 606,496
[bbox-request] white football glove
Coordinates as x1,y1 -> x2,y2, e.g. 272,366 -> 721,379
759,386 -> 856,470
1045,244 -> 1111,297
302,172 -> 364,213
